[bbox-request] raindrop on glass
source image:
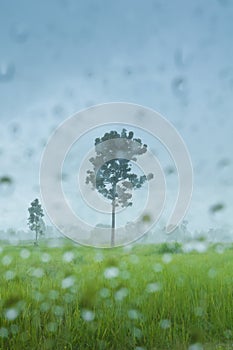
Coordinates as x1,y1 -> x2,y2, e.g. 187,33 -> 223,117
0,328 -> 8,338
104,267 -> 119,279
162,253 -> 172,264
2,255 -> 13,266
63,251 -> 74,262
188,343 -> 203,350
10,24 -> 29,43
0,62 -> 15,83
5,270 -> 16,280
146,282 -> 162,293
81,310 -> 95,322
0,176 -> 14,196
114,288 -> 128,301
5,308 -> 19,321
20,249 -> 31,259
128,309 -> 140,320
61,276 -> 75,289
160,319 -> 171,329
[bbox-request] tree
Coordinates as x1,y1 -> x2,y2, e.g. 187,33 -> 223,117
86,129 -> 153,247
27,198 -> 45,245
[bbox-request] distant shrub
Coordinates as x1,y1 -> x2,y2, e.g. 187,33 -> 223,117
157,242 -> 182,254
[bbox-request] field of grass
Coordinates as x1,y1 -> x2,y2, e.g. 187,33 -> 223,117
0,240 -> 233,350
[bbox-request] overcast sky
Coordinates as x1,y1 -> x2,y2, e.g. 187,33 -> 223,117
0,0 -> 233,237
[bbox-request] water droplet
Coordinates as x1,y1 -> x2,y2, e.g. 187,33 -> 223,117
5,270 -> 16,280
48,290 -> 59,300
194,307 -> 204,317
32,291 -> 43,302
8,122 -> 21,136
24,147 -> 35,158
146,282 -> 162,293
160,319 -> 171,329
165,165 -> 175,175
40,302 -> 50,312
128,309 -> 141,320
41,253 -> 51,263
171,76 -> 187,96
63,251 -> 74,262
86,70 -> 94,78
63,293 -> 74,304
188,343 -> 203,350
94,252 -> 104,262
10,24 -> 29,43
0,176 -> 14,196
174,48 -> 193,69
0,327 -> 8,338
183,241 -> 207,253
123,66 -> 133,76
52,104 -> 65,118
5,308 -> 19,321
129,255 -> 139,264
142,214 -> 151,222
0,62 -> 15,83
215,244 -> 225,254
2,255 -> 13,266
104,267 -> 119,279
0,176 -> 13,184
61,276 -> 75,289
171,76 -> 189,104
99,288 -> 111,299
114,288 -> 128,301
81,310 -> 95,322
120,270 -> 131,280
209,202 -> 225,214
10,324 -> 19,335
217,0 -> 229,7
223,329 -> 232,339
153,263 -> 163,272
208,268 -> 217,279
217,158 -> 230,169
162,253 -> 172,264
20,249 -> 31,259
53,305 -> 64,317
31,268 -> 44,278
46,322 -> 58,333
132,327 -> 142,339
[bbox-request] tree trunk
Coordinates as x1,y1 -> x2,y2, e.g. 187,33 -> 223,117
111,183 -> 117,247
35,226 -> 38,245
111,198 -> 116,247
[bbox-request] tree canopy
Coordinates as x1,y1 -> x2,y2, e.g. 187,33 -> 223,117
86,128 -> 153,246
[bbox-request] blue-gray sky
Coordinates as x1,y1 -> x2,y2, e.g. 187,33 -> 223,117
0,0 -> 233,235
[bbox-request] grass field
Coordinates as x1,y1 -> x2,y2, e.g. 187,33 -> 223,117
0,239 -> 233,350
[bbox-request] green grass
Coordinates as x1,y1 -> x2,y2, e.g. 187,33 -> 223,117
0,240 -> 233,349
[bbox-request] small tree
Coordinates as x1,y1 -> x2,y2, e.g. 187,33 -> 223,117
27,198 -> 45,245
86,129 -> 153,247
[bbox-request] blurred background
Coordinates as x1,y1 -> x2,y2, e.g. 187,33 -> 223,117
0,0 -> 232,240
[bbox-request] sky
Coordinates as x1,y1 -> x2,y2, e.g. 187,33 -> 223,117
0,0 -> 233,240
